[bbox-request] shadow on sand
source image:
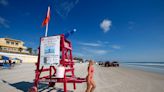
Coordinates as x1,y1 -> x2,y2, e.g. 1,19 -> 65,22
1,80 -> 73,92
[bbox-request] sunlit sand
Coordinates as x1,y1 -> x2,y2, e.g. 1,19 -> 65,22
0,63 -> 164,92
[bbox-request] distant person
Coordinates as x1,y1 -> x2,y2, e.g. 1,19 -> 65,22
9,60 -> 12,66
85,60 -> 96,92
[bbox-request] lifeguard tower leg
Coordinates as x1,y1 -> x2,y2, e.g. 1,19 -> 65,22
49,66 -> 55,87
34,71 -> 39,87
72,68 -> 76,89
34,63 -> 42,88
33,70 -> 39,92
73,82 -> 76,90
64,75 -> 67,92
70,48 -> 76,90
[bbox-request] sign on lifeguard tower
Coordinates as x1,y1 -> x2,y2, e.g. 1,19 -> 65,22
40,36 -> 60,68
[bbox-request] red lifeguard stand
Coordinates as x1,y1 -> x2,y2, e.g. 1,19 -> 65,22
33,34 -> 86,92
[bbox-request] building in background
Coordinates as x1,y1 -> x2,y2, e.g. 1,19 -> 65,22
0,38 -> 29,54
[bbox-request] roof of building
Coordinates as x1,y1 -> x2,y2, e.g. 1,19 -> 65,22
4,38 -> 23,43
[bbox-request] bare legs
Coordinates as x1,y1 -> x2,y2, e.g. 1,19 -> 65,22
86,82 -> 92,92
90,79 -> 96,92
85,78 -> 96,92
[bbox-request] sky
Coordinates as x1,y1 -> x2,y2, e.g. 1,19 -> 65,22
0,0 -> 164,62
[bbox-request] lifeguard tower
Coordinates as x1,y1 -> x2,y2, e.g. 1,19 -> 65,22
33,34 -> 86,92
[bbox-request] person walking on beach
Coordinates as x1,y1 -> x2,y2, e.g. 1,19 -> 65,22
85,60 -> 96,92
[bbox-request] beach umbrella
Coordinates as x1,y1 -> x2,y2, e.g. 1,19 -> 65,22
2,56 -> 10,60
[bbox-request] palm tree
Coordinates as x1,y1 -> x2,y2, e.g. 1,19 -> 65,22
33,49 -> 37,55
0,46 -> 2,51
27,48 -> 33,54
18,47 -> 23,53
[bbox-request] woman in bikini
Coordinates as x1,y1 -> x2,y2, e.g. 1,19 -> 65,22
85,60 -> 96,92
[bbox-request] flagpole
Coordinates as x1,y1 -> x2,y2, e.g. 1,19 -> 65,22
45,23 -> 48,37
45,6 -> 50,37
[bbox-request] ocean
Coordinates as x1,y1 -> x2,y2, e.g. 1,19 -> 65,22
120,62 -> 164,74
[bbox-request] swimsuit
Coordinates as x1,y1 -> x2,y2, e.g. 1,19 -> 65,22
87,66 -> 94,79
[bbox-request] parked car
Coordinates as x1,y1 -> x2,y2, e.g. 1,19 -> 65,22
104,61 -> 111,67
98,62 -> 103,65
111,61 -> 119,67
11,58 -> 22,64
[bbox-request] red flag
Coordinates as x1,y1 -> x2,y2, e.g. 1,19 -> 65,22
42,6 -> 50,27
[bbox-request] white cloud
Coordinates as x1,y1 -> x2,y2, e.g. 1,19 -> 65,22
0,0 -> 8,6
54,0 -> 79,17
93,50 -> 107,54
0,16 -> 10,28
82,47 -> 108,55
104,41 -> 109,44
97,40 -> 102,43
100,19 -> 112,33
97,40 -> 109,44
79,41 -> 121,50
111,45 -> 121,49
79,42 -> 102,47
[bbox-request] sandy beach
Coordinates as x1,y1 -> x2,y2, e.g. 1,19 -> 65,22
0,63 -> 164,92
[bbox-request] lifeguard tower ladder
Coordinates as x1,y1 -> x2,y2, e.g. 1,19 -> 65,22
33,34 -> 86,92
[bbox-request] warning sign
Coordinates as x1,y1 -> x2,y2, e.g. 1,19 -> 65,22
40,36 -> 60,68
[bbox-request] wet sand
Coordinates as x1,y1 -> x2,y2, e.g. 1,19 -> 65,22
0,63 -> 164,92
